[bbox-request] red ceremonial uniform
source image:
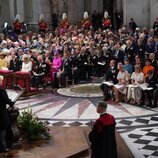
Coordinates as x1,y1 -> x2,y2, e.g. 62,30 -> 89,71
60,19 -> 69,29
38,20 -> 47,33
82,19 -> 91,29
13,20 -> 22,34
102,18 -> 111,29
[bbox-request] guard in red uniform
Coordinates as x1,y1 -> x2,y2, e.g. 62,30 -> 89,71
38,14 -> 47,34
13,14 -> 22,35
89,101 -> 117,158
59,13 -> 69,29
82,11 -> 91,30
102,11 -> 111,30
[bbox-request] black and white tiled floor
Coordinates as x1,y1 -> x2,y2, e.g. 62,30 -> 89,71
121,127 -> 158,158
15,85 -> 158,158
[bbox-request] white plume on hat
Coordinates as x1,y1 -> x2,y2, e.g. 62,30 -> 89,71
39,14 -> 44,21
84,11 -> 89,19
15,14 -> 21,21
62,13 -> 67,20
104,11 -> 109,18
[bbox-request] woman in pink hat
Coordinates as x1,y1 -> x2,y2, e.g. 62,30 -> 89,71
51,51 -> 62,87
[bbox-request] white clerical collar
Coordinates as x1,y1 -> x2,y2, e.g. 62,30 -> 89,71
100,111 -> 107,116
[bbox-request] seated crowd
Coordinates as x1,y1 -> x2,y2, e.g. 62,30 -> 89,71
0,21 -> 158,107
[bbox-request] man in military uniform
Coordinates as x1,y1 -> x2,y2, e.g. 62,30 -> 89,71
102,11 -> 112,30
100,60 -> 118,101
31,55 -> 50,89
82,11 -> 92,30
60,13 -> 69,30
59,52 -> 73,87
13,14 -> 22,35
38,14 -> 47,34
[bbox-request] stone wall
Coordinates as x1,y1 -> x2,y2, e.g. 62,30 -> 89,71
1,0 -> 158,32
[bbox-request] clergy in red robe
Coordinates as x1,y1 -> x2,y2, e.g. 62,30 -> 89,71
89,101 -> 117,158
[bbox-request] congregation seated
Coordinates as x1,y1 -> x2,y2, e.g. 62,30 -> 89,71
58,52 -> 73,88
127,65 -> 145,104
31,55 -> 50,89
51,51 -> 62,88
123,58 -> 133,74
9,51 -> 20,72
0,51 -> 8,70
112,62 -> 130,103
143,59 -> 154,78
0,12 -> 158,103
100,59 -> 118,101
140,70 -> 158,108
21,54 -> 32,73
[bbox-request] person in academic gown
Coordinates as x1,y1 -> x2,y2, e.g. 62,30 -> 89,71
89,101 -> 117,158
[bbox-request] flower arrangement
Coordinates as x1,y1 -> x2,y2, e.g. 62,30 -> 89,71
18,108 -> 50,141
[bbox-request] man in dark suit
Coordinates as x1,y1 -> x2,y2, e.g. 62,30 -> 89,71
100,60 -> 118,101
59,52 -> 73,87
111,42 -> 124,64
141,70 -> 158,107
125,39 -> 136,64
129,18 -> 137,33
153,88 -> 158,107
0,75 -> 14,152
31,55 -> 50,89
9,52 -> 20,72
89,101 -> 117,158
72,48 -> 85,84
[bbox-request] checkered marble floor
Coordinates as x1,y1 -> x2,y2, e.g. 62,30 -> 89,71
121,127 -> 158,158
15,88 -> 158,158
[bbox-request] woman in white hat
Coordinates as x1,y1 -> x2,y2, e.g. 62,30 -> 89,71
21,54 -> 32,72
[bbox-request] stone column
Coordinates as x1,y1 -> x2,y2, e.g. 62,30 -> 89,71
122,0 -> 127,25
67,0 -> 84,24
150,0 -> 158,27
9,0 -> 15,24
0,0 -> 11,27
41,0 -> 52,24
31,0 -> 42,23
84,0 -> 90,12
15,0 -> 25,21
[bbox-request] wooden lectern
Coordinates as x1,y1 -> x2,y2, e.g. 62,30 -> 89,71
6,88 -> 24,148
